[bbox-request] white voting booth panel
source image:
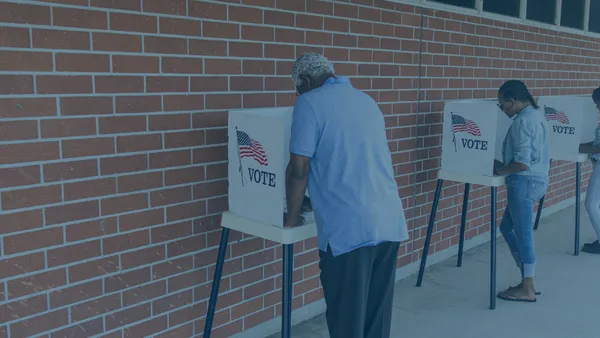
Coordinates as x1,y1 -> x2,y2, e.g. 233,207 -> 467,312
538,95 -> 597,160
441,100 -> 513,177
228,107 -> 313,228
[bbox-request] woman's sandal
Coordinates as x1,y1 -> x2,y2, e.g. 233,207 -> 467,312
497,292 -> 537,303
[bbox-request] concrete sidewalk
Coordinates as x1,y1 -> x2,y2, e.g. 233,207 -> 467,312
271,203 -> 600,338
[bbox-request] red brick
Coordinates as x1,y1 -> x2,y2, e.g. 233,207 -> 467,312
93,32 -> 142,52
206,128 -> 227,145
8,269 -> 67,299
146,76 -> 189,93
150,150 -> 191,169
206,163 -> 228,180
48,241 -> 102,267
203,22 -> 240,39
0,142 -> 59,165
165,166 -> 205,185
118,172 -> 163,193
163,131 -> 204,149
32,29 -> 90,50
53,7 -> 107,29
264,10 -> 294,26
110,12 -> 157,33
121,245 -> 166,269
113,55 -> 160,73
169,303 -> 207,327
116,96 -> 162,114
45,200 -> 99,225
193,180 -> 228,199
9,310 -> 69,338
244,93 -> 275,108
239,27 -> 270,44
153,290 -> 193,315
190,76 -> 228,92
276,28 -> 305,43
44,159 -> 98,182
229,6 -> 262,23
160,17 -> 202,36
0,252 -> 45,279
166,200 -> 206,222
162,57 -> 203,74
100,115 -> 147,134
148,114 -> 190,131
0,120 -> 38,141
205,59 -> 242,74
154,323 -> 193,338
206,94 -> 242,110
41,118 -> 96,138
143,0 -> 187,15
145,36 -> 188,54
105,304 -> 151,330
91,0 -> 142,11
71,294 -> 121,322
66,217 -> 118,242
104,267 -> 151,292
64,178 -> 117,201
62,137 -> 115,158
1,185 -> 61,211
189,39 -> 227,56
123,281 -> 166,306
230,42 -> 263,57
101,154 -> 148,175
101,193 -> 149,215
68,256 -> 119,283
116,134 -> 162,153
37,75 -> 93,94
61,97 -> 114,115
0,75 -> 33,94
55,53 -> 110,72
119,209 -> 164,231
0,98 -> 56,118
50,318 -> 104,338
0,2 -> 50,24
0,295 -> 47,324
149,186 -> 190,207
0,166 -> 39,190
96,76 -> 144,93
164,94 -> 205,112
243,60 -> 275,74
167,234 -> 207,258
0,27 -> 30,47
0,50 -> 53,71
193,146 -> 227,164
189,1 -> 227,19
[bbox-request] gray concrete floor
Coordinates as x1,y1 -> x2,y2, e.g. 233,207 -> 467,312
272,203 -> 600,338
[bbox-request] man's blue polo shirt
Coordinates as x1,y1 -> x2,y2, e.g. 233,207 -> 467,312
290,76 -> 409,257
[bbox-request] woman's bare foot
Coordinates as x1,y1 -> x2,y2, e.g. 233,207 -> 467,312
508,282 -> 540,295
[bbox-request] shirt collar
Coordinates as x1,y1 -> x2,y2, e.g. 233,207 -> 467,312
323,76 -> 350,87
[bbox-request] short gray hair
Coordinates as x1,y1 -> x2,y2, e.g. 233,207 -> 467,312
291,53 -> 335,87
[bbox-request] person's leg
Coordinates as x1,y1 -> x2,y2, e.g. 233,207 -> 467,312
499,175 -> 545,302
583,163 -> 600,252
499,205 -> 522,274
364,241 -> 400,338
319,245 -> 374,338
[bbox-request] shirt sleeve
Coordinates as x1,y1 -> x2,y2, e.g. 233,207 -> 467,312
510,117 -> 534,168
289,97 -> 319,158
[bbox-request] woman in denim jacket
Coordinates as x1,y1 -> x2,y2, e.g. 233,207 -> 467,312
578,87 -> 600,254
494,80 -> 550,303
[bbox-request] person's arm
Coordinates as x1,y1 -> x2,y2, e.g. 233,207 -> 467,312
579,142 -> 600,154
285,154 -> 310,226
495,118 -> 533,176
285,97 -> 319,227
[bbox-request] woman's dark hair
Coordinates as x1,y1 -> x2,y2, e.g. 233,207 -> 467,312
498,80 -> 539,109
593,87 -> 600,103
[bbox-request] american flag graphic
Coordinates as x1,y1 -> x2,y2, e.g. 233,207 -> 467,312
544,106 -> 569,124
237,130 -> 268,166
452,114 -> 481,136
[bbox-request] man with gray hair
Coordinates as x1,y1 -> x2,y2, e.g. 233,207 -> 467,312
284,53 -> 408,338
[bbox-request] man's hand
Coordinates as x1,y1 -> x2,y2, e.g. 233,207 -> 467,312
283,212 -> 305,227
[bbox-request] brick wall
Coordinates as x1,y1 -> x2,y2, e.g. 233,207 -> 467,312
0,0 -> 599,337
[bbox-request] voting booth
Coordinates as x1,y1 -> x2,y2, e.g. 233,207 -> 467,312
441,99 -> 513,177
538,95 -> 597,158
228,107 -> 313,227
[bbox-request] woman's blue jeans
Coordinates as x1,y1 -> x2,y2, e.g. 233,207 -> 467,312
500,174 -> 548,278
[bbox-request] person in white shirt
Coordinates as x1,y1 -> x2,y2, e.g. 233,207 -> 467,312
578,87 -> 600,254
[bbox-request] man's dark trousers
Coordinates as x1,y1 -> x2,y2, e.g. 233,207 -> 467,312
319,241 -> 400,338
